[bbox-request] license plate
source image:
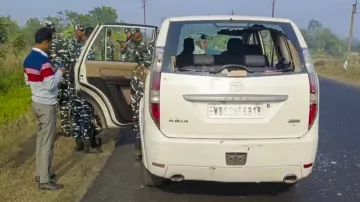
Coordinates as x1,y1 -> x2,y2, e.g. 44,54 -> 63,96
225,153 -> 247,165
207,104 -> 263,119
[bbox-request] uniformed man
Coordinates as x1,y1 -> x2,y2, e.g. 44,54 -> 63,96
43,20 -> 71,137
74,27 -> 101,152
67,25 -> 101,153
128,29 -> 154,160
68,24 -> 85,65
120,28 -> 135,61
106,29 -> 114,61
122,28 -> 147,63
81,27 -> 96,60
66,24 -> 85,151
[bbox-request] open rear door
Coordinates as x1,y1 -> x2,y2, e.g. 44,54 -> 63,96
75,23 -> 157,127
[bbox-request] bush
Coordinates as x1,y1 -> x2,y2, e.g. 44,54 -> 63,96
0,44 -> 31,125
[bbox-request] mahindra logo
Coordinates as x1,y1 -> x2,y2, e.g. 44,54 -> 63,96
230,81 -> 243,92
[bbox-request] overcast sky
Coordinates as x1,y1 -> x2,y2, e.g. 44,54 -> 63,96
1,0 -> 359,38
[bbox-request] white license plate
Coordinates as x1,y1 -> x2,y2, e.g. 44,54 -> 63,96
208,104 -> 263,119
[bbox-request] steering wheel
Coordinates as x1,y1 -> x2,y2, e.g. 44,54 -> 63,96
218,64 -> 253,73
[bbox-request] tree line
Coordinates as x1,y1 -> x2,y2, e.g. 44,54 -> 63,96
0,6 -> 359,57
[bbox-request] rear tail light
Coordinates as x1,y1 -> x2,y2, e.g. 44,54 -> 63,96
303,49 -> 318,129
308,72 -> 318,128
149,47 -> 163,127
150,72 -> 161,126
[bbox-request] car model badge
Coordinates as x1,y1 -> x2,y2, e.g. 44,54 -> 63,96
229,81 -> 243,92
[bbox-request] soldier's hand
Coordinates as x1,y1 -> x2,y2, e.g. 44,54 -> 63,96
59,67 -> 67,72
120,44 -> 127,51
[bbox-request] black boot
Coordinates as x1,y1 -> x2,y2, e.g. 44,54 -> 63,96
92,137 -> 103,153
74,137 -> 84,152
83,137 -> 102,154
83,138 -> 90,154
135,138 -> 142,160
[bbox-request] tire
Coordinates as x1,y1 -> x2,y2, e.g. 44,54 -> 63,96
141,162 -> 165,187
277,182 -> 297,192
135,138 -> 142,161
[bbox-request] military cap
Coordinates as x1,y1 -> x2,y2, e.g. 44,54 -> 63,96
124,28 -> 132,33
43,20 -> 55,29
131,28 -> 141,34
74,24 -> 85,31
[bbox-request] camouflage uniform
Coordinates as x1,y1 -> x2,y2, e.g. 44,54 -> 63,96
80,44 -> 96,60
68,36 -> 85,65
128,32 -> 155,159
120,28 -> 136,61
106,38 -> 114,61
43,21 -> 71,136
67,24 -> 98,152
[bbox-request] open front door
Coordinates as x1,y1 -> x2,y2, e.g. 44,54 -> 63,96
75,23 -> 158,127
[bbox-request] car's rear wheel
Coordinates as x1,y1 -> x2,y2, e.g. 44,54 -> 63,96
135,138 -> 142,161
277,182 -> 297,192
141,162 -> 165,187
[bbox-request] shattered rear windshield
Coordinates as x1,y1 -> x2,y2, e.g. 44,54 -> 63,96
161,20 -> 304,72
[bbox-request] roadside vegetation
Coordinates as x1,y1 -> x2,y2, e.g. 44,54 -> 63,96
0,6 -> 120,202
0,6 -> 359,201
314,53 -> 360,85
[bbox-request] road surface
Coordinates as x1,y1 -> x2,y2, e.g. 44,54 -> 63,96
82,78 -> 360,202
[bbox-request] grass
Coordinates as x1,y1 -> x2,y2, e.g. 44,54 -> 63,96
0,44 -> 117,202
314,53 -> 360,86
0,44 -> 32,125
0,133 -> 115,202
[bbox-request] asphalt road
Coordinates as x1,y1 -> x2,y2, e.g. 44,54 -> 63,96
82,77 -> 360,202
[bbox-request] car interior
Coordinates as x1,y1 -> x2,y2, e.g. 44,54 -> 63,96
175,27 -> 299,72
81,26 -> 157,124
85,61 -> 136,123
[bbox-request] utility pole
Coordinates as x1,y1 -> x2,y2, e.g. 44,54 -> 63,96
141,0 -> 147,24
160,16 -> 166,23
344,0 -> 357,75
271,0 -> 275,17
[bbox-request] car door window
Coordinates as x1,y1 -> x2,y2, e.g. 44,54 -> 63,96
77,24 -> 157,125
260,30 -> 279,65
87,26 -> 156,63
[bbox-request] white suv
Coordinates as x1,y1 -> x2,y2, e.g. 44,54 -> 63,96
75,15 -> 319,188
140,16 -> 319,187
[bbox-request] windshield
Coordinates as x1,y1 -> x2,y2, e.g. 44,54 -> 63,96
161,20 -> 304,72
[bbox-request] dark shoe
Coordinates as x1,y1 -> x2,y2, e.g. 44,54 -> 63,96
38,182 -> 64,190
135,138 -> 142,160
92,146 -> 103,154
84,142 -> 103,154
83,143 -> 90,154
74,138 -> 84,152
35,173 -> 56,183
83,138 -> 91,154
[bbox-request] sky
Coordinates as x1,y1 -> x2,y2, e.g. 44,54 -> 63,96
0,0 -> 359,38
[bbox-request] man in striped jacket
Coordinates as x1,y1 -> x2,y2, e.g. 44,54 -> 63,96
23,27 -> 65,190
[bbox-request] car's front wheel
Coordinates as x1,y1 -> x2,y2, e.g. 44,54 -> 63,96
141,163 -> 165,187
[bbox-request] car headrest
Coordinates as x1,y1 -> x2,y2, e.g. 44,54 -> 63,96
193,55 -> 214,66
241,55 -> 267,67
227,38 -> 243,52
243,44 -> 263,55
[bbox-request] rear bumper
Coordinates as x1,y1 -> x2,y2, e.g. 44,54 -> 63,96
140,104 -> 319,183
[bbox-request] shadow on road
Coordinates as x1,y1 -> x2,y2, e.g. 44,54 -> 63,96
115,127 -> 135,147
158,180 -> 296,197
